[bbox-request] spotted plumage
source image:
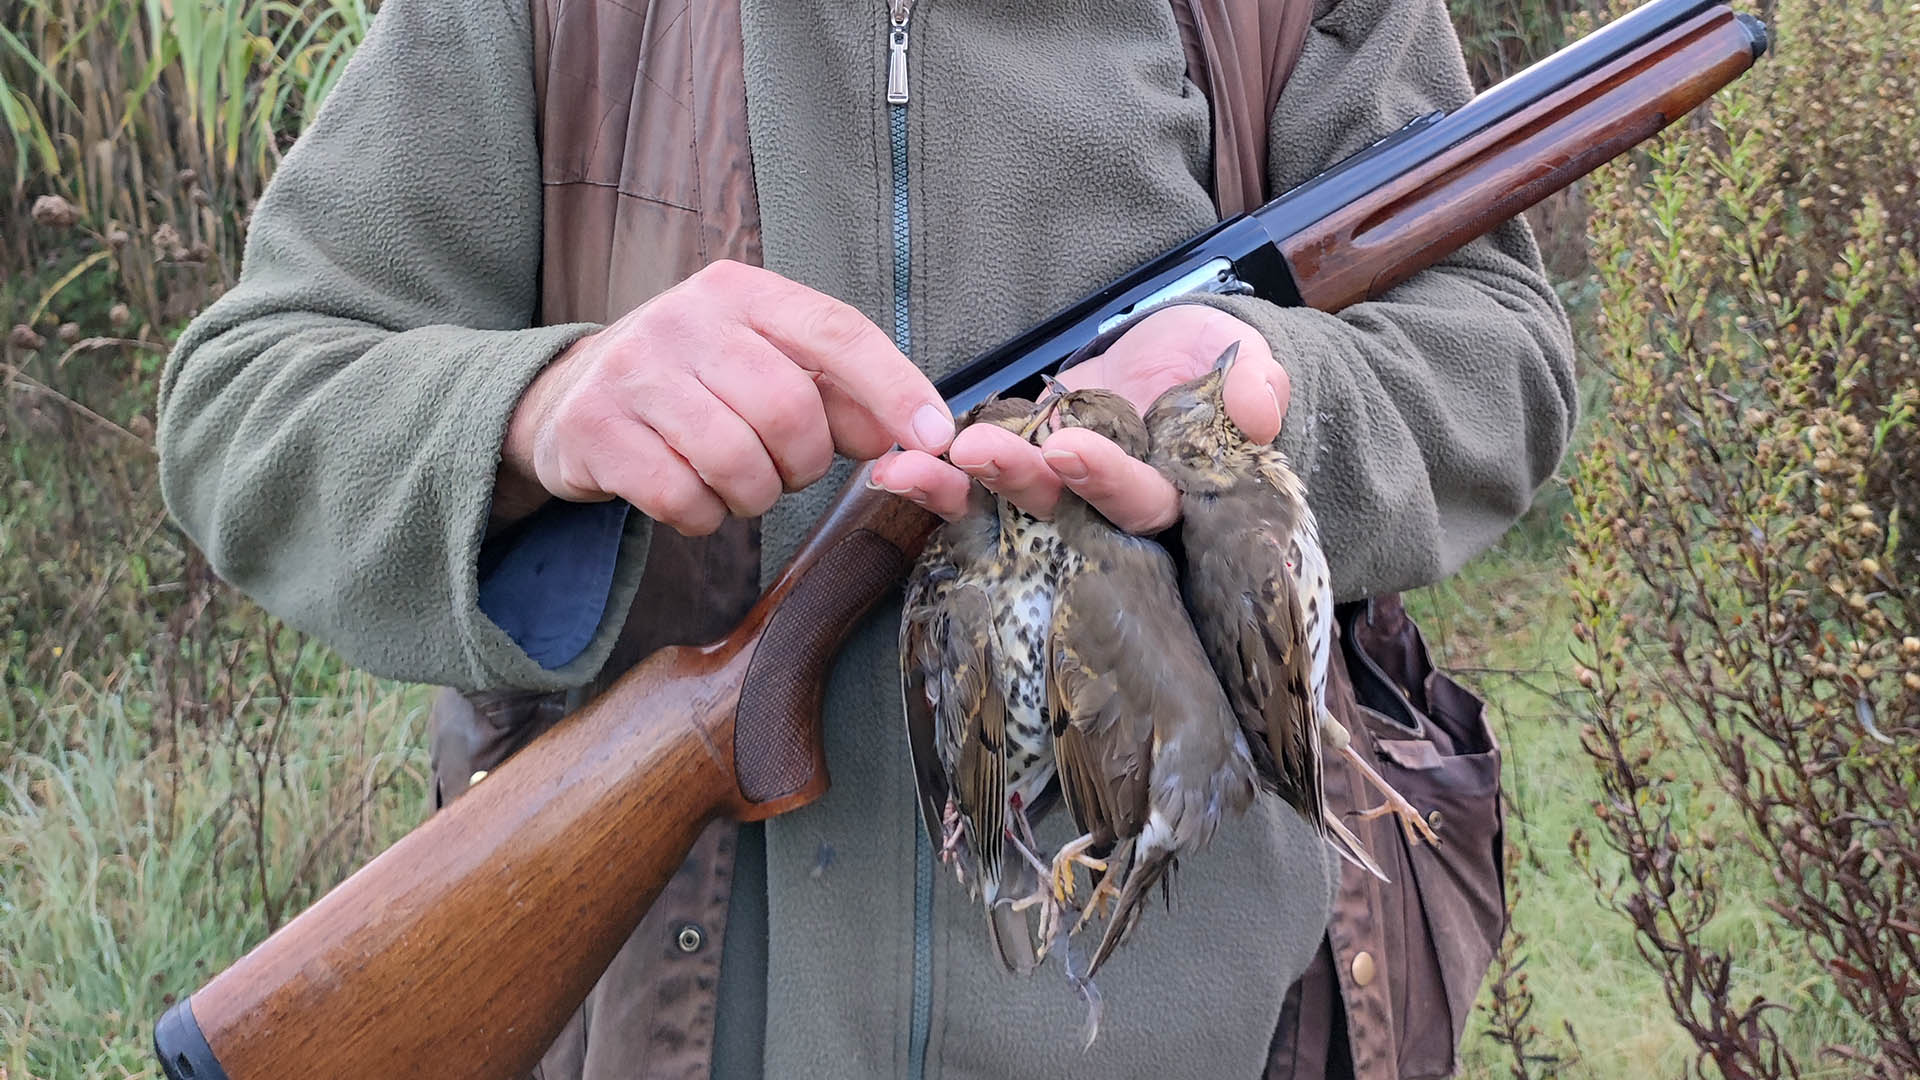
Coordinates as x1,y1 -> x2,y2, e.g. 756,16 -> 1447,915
988,510 -> 1062,815
900,397 -> 1060,972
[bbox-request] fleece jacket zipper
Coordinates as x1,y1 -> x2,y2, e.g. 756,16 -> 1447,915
885,3 -> 935,1079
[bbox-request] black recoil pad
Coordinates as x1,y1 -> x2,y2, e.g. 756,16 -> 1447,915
1735,12 -> 1769,58
155,997 -> 231,1080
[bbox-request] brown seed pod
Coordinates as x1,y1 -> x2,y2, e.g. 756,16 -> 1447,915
30,195 -> 79,228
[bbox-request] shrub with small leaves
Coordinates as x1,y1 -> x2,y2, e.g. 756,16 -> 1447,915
1569,0 -> 1919,1074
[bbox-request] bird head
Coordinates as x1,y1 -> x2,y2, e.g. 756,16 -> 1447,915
958,395 -> 1039,437
1144,342 -> 1247,461
1034,380 -> 1151,459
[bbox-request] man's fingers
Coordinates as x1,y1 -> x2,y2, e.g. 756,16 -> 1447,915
869,449 -> 975,521
818,380 -> 897,462
693,336 -> 835,490
583,421 -> 730,536
720,263 -> 954,455
631,377 -> 784,517
949,423 -> 1063,520
1038,428 -> 1181,534
1219,335 -> 1291,445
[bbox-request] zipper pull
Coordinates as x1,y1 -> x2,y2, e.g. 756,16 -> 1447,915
886,2 -> 912,105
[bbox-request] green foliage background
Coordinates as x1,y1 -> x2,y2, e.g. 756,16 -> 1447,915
3,0 -> 1915,1076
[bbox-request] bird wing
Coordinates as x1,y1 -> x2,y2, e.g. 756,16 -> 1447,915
1046,563 -> 1159,850
901,544 -> 1007,883
1185,507 -> 1324,828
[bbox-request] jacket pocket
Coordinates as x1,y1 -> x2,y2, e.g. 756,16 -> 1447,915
427,686 -> 567,810
1343,600 -> 1507,1079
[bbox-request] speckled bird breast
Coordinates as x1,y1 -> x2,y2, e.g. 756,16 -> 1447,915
989,509 -> 1064,807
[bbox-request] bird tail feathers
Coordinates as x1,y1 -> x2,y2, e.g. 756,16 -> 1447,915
1087,841 -> 1171,979
1322,810 -> 1389,882
985,903 -> 1040,975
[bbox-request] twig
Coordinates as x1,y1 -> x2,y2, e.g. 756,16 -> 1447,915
1,361 -> 155,450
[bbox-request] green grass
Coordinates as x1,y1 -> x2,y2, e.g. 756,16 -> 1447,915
1,664 -> 428,1079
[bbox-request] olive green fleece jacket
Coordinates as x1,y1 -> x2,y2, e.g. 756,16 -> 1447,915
157,0 -> 1576,1076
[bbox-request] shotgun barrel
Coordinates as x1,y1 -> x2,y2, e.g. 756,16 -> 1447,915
156,4 -> 1767,1076
940,0 -> 1766,413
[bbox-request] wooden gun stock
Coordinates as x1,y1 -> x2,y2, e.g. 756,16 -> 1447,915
157,473 -> 937,1078
155,4 -> 1765,1076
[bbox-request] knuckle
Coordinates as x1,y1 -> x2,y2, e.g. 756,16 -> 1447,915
679,498 -> 728,536
739,482 -> 782,518
800,298 -> 878,355
693,258 -> 756,295
737,466 -> 786,515
792,442 -> 835,488
763,407 -> 834,482
634,373 -> 709,431
697,437 -> 783,509
697,436 -> 762,487
638,295 -> 702,350
755,388 -> 818,444
550,453 -> 598,501
646,475 -> 714,531
543,404 -> 620,495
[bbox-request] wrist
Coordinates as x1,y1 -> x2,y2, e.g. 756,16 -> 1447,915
492,332 -> 595,526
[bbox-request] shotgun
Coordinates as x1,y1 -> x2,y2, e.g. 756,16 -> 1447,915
156,1 -> 1767,1074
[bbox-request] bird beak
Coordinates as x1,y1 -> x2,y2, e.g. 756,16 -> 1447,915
1020,389 -> 1066,439
1212,341 -> 1241,375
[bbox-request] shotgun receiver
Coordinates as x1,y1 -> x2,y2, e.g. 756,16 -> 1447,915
157,1 -> 1766,1074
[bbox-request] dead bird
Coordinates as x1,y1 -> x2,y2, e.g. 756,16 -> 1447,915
1034,385 -> 1260,985
900,396 -> 1066,973
1145,343 -> 1438,878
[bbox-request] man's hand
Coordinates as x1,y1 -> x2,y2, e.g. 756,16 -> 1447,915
495,260 -> 955,533
869,304 -> 1290,533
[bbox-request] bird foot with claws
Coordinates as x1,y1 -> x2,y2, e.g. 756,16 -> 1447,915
1072,873 -> 1123,934
1338,741 -> 1441,846
938,798 -> 967,864
1003,815 -> 1064,957
1048,833 -> 1108,905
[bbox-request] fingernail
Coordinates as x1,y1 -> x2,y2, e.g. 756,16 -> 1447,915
963,462 -> 1001,481
1267,383 -> 1285,433
865,472 -> 914,496
1043,449 -> 1089,481
911,404 -> 955,450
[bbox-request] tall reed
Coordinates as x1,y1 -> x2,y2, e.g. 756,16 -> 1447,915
4,0 -> 371,335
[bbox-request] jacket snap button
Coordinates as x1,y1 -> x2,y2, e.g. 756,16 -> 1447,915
676,924 -> 706,953
1351,950 -> 1377,987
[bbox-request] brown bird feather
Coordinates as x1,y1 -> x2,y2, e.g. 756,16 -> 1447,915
1039,387 -> 1259,980
1147,343 -> 1424,881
